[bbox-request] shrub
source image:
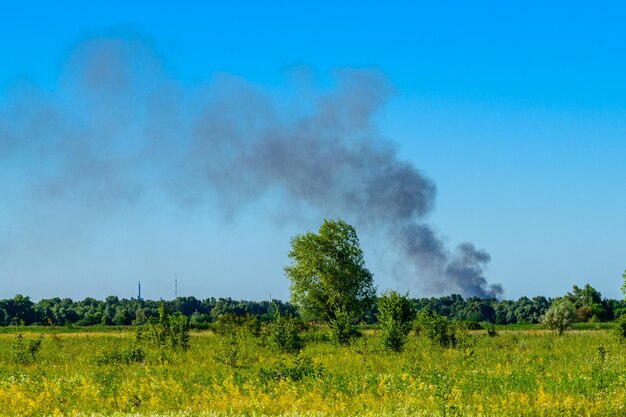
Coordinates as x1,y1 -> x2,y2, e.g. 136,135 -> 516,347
485,323 -> 498,337
145,303 -> 190,351
213,329 -> 257,369
464,321 -> 484,331
95,347 -> 146,365
258,352 -> 323,383
615,315 -> 626,339
417,312 -> 466,348
214,313 -> 261,337
269,312 -> 304,353
541,299 -> 576,335
329,309 -> 359,345
377,291 -> 415,352
189,312 -> 211,329
576,305 -> 593,323
169,314 -> 191,350
11,333 -> 44,365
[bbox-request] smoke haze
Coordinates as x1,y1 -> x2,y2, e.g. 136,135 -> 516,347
0,35 -> 502,298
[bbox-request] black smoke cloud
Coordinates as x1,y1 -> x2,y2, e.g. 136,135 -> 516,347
0,35 -> 502,298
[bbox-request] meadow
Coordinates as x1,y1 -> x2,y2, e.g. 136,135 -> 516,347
1,325 -> 625,417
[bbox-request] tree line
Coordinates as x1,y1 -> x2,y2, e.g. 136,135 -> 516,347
0,295 -> 297,327
2,219 -> 624,328
1,285 -> 624,327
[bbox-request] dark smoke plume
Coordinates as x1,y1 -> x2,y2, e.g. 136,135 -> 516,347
0,36 -> 502,298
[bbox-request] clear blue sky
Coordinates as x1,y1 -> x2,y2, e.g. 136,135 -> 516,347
1,1 -> 625,301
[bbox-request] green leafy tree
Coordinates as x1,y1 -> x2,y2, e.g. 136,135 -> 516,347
540,299 -> 576,335
565,284 -> 606,322
5,294 -> 36,325
377,291 -> 415,352
622,270 -> 626,299
112,307 -> 132,326
284,219 -> 375,343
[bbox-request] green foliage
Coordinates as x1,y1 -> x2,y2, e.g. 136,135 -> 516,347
284,219 -> 376,327
11,333 -> 44,364
417,312 -> 466,348
214,313 -> 261,337
622,270 -> 626,300
541,298 -> 576,335
211,313 -> 262,368
258,352 -> 323,384
169,314 -> 191,349
485,323 -> 498,337
95,346 -> 146,365
615,315 -> 626,339
4,284 -> 626,329
269,311 -> 304,353
463,321 -> 484,330
329,308 -> 359,345
377,291 -> 415,352
145,303 -> 190,351
3,326 -> 626,415
0,308 -> 8,326
566,284 -> 606,322
189,312 -> 211,329
213,329 -> 257,369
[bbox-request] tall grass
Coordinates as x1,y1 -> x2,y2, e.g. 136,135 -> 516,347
0,327 -> 625,416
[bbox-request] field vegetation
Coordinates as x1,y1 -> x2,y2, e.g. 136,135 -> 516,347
2,222 -> 625,416
1,321 -> 625,417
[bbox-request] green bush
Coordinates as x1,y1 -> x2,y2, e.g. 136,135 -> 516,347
145,303 -> 190,351
541,299 -> 576,335
417,312 -> 466,348
214,313 -> 261,337
615,315 -> 626,339
464,321 -> 484,331
329,309 -> 359,345
377,291 -> 415,352
258,352 -> 323,383
485,323 -> 498,337
11,333 -> 44,365
213,329 -> 257,369
95,346 -> 146,365
269,312 -> 303,353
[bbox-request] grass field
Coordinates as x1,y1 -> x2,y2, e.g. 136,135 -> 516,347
1,326 -> 625,416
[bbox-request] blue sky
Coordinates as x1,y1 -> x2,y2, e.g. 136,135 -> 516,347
1,1 -> 625,301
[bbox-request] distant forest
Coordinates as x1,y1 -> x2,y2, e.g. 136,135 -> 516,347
1,284 -> 624,327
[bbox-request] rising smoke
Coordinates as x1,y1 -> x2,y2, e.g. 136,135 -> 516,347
0,35 -> 502,298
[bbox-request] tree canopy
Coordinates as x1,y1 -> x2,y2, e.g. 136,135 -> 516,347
284,219 -> 376,324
